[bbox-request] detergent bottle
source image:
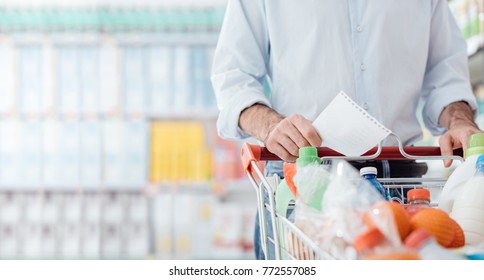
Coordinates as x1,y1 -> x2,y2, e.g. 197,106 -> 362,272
275,146 -> 323,217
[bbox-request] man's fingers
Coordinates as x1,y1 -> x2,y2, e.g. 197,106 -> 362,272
277,134 -> 300,157
289,114 -> 322,147
264,114 -> 323,162
284,121 -> 311,148
439,134 -> 454,168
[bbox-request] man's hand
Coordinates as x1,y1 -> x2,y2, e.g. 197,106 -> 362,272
239,104 -> 322,161
438,101 -> 482,167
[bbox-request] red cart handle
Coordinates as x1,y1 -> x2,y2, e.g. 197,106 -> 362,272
241,143 -> 463,172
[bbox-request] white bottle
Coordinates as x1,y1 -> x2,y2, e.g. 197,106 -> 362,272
450,154 -> 484,246
439,133 -> 484,213
404,228 -> 467,260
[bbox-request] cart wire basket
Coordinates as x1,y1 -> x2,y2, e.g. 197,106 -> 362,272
241,134 -> 464,260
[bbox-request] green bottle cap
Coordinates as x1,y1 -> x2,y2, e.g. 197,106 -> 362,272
296,146 -> 320,166
466,133 -> 484,158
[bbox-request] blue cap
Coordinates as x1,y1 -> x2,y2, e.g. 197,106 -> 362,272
476,154 -> 484,171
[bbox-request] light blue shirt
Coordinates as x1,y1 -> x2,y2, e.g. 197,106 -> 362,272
211,0 -> 478,145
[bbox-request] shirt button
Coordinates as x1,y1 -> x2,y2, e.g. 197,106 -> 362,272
360,64 -> 366,71
356,25 -> 363,32
363,102 -> 369,110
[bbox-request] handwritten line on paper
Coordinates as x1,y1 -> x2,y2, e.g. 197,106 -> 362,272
312,91 -> 392,156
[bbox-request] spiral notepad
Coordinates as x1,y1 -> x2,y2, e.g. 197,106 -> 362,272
312,91 -> 392,156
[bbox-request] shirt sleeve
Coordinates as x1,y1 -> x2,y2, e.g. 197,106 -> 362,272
422,0 -> 479,135
211,0 -> 272,140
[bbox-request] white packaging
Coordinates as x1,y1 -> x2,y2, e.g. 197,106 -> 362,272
148,46 -> 172,115
212,203 -> 244,259
0,225 -> 18,259
173,193 -> 193,259
126,223 -> 148,259
42,120 -> 62,188
79,46 -> 100,115
21,120 -> 43,188
24,193 -> 43,224
84,193 -> 101,224
81,224 -> 101,259
0,193 -> 21,225
99,42 -> 120,114
153,192 -> 172,259
122,46 -> 146,115
191,194 -> 215,259
0,119 -> 22,187
190,46 -> 206,111
126,194 -> 148,224
59,120 -> 81,187
173,46 -> 191,110
62,194 -> 82,224
80,121 -> 102,189
41,225 -> 57,259
101,225 -> 122,259
42,42 -> 55,114
242,205 -> 257,256
102,193 -> 125,225
18,46 -> 43,114
124,120 -> 148,188
57,46 -> 80,115
0,43 -> 16,115
42,193 -> 61,225
59,224 -> 81,259
102,119 -> 125,187
20,224 -> 43,259
204,46 -> 217,108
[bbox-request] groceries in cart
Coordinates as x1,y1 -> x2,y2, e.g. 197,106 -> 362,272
448,154 -> 484,246
360,167 -> 392,201
242,132 -> 484,260
275,146 -> 329,218
438,133 -> 484,256
280,149 -> 469,260
439,133 -> 484,213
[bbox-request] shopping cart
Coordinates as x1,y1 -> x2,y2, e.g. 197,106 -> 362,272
241,134 -> 464,260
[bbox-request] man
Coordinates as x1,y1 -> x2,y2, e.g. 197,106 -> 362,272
211,0 -> 481,259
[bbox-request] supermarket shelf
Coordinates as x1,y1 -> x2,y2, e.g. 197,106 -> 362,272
115,32 -> 220,46
149,110 -> 219,120
0,111 -> 219,121
7,31 -> 220,45
146,179 -> 253,195
0,186 -> 146,192
0,8 -> 225,33
0,181 -> 251,194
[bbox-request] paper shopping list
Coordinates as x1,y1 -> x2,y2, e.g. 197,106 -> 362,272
312,91 -> 392,156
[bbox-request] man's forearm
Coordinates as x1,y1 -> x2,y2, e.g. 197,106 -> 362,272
239,104 -> 284,141
439,101 -> 478,130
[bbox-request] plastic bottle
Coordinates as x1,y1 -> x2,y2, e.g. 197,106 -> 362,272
450,154 -> 484,246
275,146 -> 322,217
353,226 -> 420,260
439,133 -> 484,213
404,228 -> 467,260
360,167 -> 391,201
405,188 -> 431,217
